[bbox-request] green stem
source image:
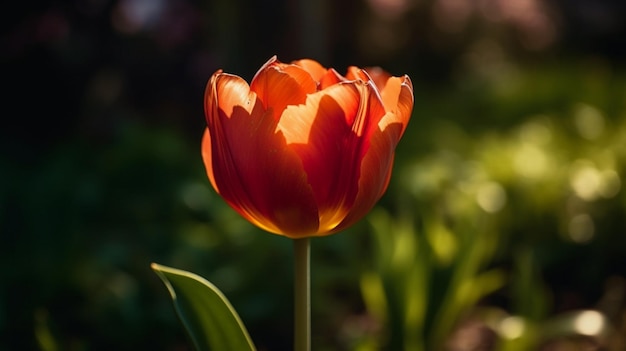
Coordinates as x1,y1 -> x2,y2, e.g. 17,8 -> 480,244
294,237 -> 311,351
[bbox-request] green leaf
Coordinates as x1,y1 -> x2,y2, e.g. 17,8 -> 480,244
151,263 -> 256,351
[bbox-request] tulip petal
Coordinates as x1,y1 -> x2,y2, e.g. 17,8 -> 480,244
335,120 -> 404,233
278,82 -> 361,145
205,71 -> 258,123
204,73 -> 320,237
364,67 -> 391,92
293,59 -> 346,89
345,66 -> 369,81
335,76 -> 413,233
357,80 -> 388,138
339,68 -> 388,137
359,75 -> 413,203
292,58 -> 327,83
378,75 -> 414,135
279,65 -> 318,93
319,68 -> 347,89
201,128 -> 218,192
278,83 -> 367,232
250,59 -> 316,119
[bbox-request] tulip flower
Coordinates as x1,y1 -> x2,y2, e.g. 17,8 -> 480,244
202,56 -> 413,238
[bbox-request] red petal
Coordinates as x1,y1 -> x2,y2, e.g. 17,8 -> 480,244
345,66 -> 369,81
334,122 -> 403,233
335,77 -> 413,232
250,57 -> 316,119
378,75 -> 414,136
204,72 -> 320,237
364,67 -> 391,92
201,128 -> 218,192
319,68 -> 346,89
277,83 -> 365,232
341,67 -> 388,136
293,58 -> 327,83
293,60 -> 346,89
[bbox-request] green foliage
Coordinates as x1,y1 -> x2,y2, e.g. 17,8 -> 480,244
360,60 -> 626,350
152,263 -> 256,351
361,201 -> 506,351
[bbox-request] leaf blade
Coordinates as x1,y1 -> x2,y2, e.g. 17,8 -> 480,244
151,263 -> 256,351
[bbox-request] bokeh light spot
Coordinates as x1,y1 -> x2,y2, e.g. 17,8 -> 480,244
514,144 -> 548,179
476,181 -> 507,213
574,310 -> 605,336
570,160 -> 602,201
498,316 -> 525,340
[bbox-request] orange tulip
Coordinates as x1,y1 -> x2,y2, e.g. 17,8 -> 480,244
202,56 -> 413,238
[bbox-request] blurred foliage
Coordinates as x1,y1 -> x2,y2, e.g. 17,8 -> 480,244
2,0 -> 626,350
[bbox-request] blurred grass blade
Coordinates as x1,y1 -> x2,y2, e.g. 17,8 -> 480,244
151,263 -> 256,351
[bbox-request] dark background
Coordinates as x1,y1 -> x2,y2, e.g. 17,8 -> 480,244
2,0 -> 626,350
